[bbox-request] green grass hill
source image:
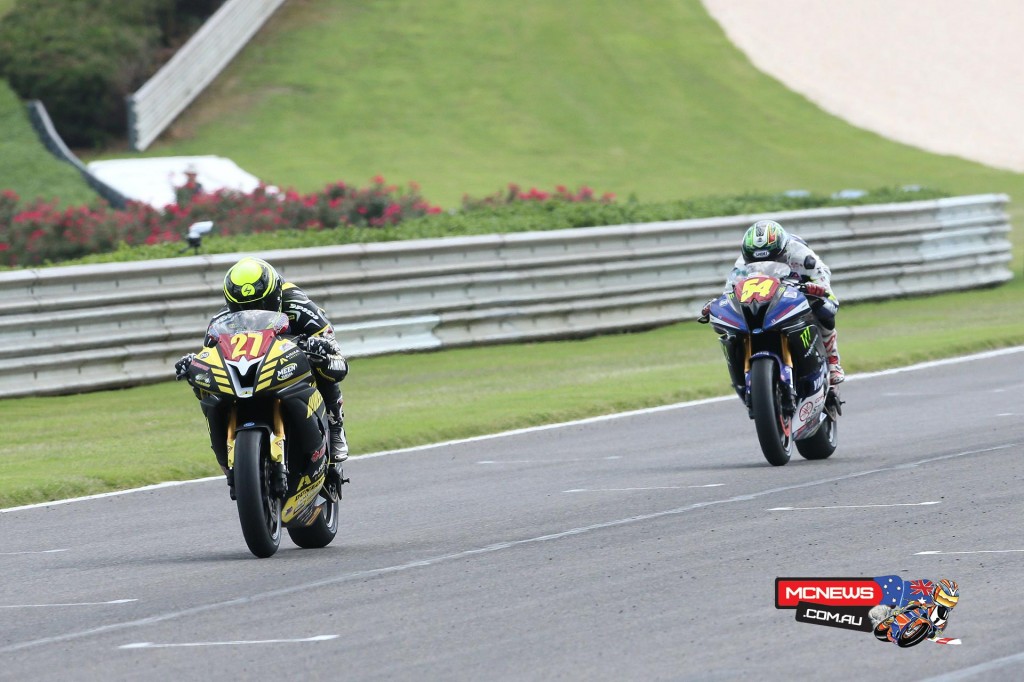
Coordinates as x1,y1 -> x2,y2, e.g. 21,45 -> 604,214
0,81 -> 97,205
3,0 -> 1023,505
112,0 -> 1023,246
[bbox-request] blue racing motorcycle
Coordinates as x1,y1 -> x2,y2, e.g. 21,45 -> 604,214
706,261 -> 841,466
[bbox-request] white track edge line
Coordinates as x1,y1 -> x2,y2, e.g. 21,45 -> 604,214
4,344 -> 1021,514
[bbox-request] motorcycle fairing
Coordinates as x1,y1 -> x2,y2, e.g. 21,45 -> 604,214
283,455 -> 327,525
792,387 -> 827,440
197,337 -> 312,399
710,295 -> 746,331
193,348 -> 231,394
875,603 -> 934,647
763,297 -> 811,329
734,275 -> 779,304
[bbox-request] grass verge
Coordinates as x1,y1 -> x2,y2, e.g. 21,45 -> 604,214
2,278 -> 1021,508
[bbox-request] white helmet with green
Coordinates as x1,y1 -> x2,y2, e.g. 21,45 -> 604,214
741,220 -> 789,263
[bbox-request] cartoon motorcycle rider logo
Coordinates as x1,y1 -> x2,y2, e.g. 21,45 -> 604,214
869,579 -> 960,647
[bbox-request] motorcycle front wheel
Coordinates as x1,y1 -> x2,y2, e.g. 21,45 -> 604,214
234,430 -> 282,558
750,357 -> 792,466
897,619 -> 932,648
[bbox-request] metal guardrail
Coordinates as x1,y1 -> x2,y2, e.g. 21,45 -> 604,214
0,195 -> 1012,398
126,0 -> 287,151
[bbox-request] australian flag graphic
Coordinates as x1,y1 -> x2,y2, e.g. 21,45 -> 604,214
874,576 -> 934,608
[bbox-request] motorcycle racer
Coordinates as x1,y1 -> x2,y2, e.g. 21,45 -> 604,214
928,579 -> 960,634
700,219 -> 846,385
176,257 -> 349,487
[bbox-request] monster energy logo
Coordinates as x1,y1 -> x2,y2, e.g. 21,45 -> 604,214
800,327 -> 813,349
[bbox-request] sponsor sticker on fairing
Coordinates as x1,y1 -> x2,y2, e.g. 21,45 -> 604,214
277,363 -> 297,380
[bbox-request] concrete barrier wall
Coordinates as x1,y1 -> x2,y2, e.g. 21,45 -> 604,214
0,194 -> 1011,398
126,0 -> 288,151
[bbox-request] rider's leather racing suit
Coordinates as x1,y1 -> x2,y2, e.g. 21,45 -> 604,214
204,283 -> 349,473
726,235 -> 844,383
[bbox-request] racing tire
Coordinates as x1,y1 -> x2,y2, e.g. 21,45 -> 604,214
897,619 -> 932,648
234,430 -> 282,558
796,413 -> 837,460
287,496 -> 339,549
750,357 -> 792,466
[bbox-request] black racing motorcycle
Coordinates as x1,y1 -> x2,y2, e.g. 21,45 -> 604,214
183,310 -> 342,557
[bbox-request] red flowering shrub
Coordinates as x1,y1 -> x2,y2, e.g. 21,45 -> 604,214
461,183 -> 616,211
0,177 -> 442,267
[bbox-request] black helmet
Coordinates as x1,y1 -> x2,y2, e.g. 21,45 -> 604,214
223,257 -> 283,312
741,219 -> 789,263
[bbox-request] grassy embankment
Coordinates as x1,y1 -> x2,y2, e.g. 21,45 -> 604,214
2,0 -> 1022,506
0,81 -> 97,205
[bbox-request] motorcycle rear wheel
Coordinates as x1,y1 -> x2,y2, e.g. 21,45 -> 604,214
750,357 -> 792,466
234,430 -> 282,558
287,495 -> 339,549
796,413 -> 837,460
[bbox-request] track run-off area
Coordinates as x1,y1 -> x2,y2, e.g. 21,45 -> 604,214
1,348 -> 1022,681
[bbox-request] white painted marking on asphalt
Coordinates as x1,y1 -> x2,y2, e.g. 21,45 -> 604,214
4,344 -> 1022,514
120,635 -> 337,650
915,549 -> 1024,556
845,345 -> 1024,381
996,413 -> 1016,417
920,649 -> 1024,681
0,478 -> 222,514
564,484 -> 725,492
479,456 -> 622,464
1,599 -> 136,609
0,549 -> 68,556
1,442 -> 1014,655
769,501 -> 940,511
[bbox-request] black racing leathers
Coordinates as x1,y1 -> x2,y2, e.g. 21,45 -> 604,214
208,283 -> 347,382
204,283 -> 348,469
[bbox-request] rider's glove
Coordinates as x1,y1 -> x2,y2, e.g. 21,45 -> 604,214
299,335 -> 331,359
174,353 -> 196,381
802,283 -> 828,298
697,298 -> 715,324
300,336 -> 349,377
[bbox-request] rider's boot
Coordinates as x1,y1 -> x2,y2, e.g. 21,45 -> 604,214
323,403 -> 348,501
822,327 -> 845,385
327,407 -> 348,465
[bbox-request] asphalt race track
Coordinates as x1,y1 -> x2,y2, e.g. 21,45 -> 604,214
1,349 -> 1022,681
